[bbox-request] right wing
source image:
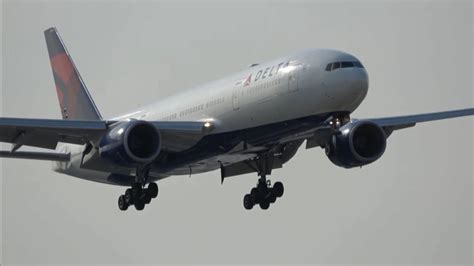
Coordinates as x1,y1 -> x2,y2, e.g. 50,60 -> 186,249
0,117 -> 212,155
0,117 -> 106,150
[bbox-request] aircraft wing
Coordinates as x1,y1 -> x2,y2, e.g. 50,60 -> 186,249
363,108 -> 474,136
150,121 -> 213,152
0,117 -> 212,156
303,108 -> 474,149
0,117 -> 107,150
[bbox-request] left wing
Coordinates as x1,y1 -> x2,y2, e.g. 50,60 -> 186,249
300,108 -> 474,150
363,108 -> 474,136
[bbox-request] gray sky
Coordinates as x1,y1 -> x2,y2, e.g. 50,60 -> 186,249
1,0 -> 473,264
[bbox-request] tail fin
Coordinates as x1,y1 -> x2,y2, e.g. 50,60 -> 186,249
44,27 -> 102,120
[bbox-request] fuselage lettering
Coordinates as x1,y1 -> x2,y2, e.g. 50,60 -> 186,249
254,70 -> 263,81
248,61 -> 288,85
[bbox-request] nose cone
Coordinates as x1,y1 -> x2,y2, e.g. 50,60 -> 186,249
330,67 -> 369,112
321,51 -> 369,112
346,67 -> 369,108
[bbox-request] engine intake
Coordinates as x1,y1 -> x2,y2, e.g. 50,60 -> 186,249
325,121 -> 386,168
99,120 -> 161,165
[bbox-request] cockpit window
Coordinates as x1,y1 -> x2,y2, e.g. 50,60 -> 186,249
325,63 -> 332,71
353,61 -> 363,68
341,61 -> 353,68
325,61 -> 364,71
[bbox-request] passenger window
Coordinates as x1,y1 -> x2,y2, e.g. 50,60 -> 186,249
332,62 -> 341,70
341,62 -> 353,68
325,63 -> 332,71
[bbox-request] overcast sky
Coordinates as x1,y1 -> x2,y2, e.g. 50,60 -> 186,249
1,0 -> 473,264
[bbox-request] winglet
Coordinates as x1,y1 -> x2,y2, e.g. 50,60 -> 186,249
44,27 -> 102,120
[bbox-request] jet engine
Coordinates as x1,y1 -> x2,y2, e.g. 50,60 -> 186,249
325,121 -> 386,168
99,120 -> 161,165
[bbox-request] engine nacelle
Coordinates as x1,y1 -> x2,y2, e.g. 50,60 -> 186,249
99,120 -> 161,165
325,121 -> 386,168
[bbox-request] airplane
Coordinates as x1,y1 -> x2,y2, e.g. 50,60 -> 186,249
1,27 -> 473,211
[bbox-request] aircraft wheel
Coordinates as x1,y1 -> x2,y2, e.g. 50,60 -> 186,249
135,200 -> 145,211
269,193 -> 277,204
273,182 -> 284,198
144,194 -> 152,204
118,195 -> 128,211
259,200 -> 270,210
250,187 -> 258,201
147,182 -> 159,198
125,188 -> 134,204
243,194 -> 254,210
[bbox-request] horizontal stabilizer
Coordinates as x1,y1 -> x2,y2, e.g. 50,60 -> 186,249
0,151 -> 70,161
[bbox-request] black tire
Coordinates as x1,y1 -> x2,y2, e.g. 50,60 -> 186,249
243,194 -> 254,210
125,188 -> 134,204
144,194 -> 152,204
259,200 -> 270,210
269,194 -> 277,204
250,187 -> 258,201
135,200 -> 145,211
325,140 -> 334,156
118,195 -> 128,211
147,182 -> 159,198
273,181 -> 284,198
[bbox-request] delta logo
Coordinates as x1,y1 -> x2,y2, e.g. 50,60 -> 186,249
243,61 -> 289,87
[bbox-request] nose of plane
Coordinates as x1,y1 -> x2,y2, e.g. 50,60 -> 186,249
321,57 -> 369,112
348,67 -> 369,100
337,67 -> 369,111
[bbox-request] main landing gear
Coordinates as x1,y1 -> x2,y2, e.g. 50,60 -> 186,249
118,165 -> 159,211
242,152 -> 284,210
118,182 -> 158,211
243,175 -> 284,210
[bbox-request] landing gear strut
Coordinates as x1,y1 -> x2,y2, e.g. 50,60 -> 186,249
329,113 -> 350,130
118,165 -> 159,211
243,153 -> 284,210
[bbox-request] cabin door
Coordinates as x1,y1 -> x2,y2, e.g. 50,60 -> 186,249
288,66 -> 299,93
232,85 -> 240,110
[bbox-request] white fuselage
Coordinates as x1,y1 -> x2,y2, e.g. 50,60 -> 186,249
115,49 -> 368,132
55,49 -> 369,184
